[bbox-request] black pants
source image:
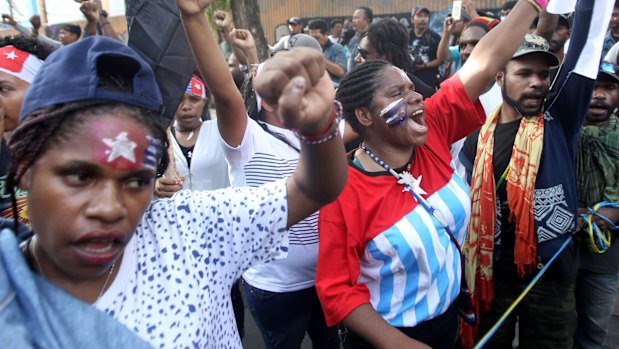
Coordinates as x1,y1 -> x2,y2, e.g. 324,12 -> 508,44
344,305 -> 458,349
231,280 -> 245,338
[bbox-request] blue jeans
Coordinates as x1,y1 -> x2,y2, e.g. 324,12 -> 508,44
241,279 -> 339,349
574,270 -> 619,349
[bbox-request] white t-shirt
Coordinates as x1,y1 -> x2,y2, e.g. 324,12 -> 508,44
328,35 -> 342,45
96,181 -> 289,349
170,120 -> 230,191
605,40 -> 619,64
221,117 -> 318,292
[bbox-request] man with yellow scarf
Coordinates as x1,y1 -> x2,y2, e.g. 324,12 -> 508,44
459,0 -> 613,347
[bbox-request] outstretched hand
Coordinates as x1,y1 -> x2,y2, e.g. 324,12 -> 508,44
176,0 -> 213,16
254,48 -> 334,136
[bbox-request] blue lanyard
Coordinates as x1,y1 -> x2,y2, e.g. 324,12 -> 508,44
580,201 -> 619,253
360,145 -> 458,242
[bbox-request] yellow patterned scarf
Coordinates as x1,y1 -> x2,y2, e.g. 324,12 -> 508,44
463,106 -> 543,338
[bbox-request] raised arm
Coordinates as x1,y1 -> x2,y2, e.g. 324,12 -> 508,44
436,16 -> 455,64
214,10 -> 249,64
463,0 -> 480,20
2,14 -> 62,50
78,0 -> 99,37
547,0 -> 613,135
97,8 -> 122,41
457,0 -> 541,101
253,48 -> 347,228
230,29 -> 260,66
177,0 -> 247,146
534,10 -> 559,43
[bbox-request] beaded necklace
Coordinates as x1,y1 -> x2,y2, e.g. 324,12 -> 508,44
360,144 -> 451,235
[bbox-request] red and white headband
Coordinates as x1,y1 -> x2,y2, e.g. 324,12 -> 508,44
0,45 -> 44,84
185,74 -> 207,99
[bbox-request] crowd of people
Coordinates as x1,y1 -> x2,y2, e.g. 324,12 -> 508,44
0,0 -> 617,349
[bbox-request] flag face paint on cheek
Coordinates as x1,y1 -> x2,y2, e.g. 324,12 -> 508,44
89,119 -> 157,171
142,137 -> 162,170
380,98 -> 407,128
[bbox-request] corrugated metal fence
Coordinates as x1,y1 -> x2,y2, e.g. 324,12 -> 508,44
259,0 -> 506,42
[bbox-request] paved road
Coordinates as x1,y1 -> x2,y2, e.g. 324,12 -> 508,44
241,292 -> 619,349
241,306 -> 312,349
604,315 -> 619,349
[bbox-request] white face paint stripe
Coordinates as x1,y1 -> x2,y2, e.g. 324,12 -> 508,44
102,132 -> 137,163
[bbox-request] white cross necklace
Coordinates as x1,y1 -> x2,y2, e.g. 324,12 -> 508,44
360,145 -> 427,196
360,144 -> 450,231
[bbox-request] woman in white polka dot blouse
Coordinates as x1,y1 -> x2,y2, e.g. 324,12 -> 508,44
0,24 -> 347,349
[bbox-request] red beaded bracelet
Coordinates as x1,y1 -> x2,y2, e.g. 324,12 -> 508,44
296,101 -> 343,145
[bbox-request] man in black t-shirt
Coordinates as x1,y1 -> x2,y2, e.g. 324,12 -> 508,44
409,6 -> 441,88
460,1 -> 613,344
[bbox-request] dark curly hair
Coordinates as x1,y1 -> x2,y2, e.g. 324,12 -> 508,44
57,23 -> 82,38
335,60 -> 390,135
7,71 -> 169,233
240,65 -> 260,121
0,35 -> 55,60
366,18 -> 413,74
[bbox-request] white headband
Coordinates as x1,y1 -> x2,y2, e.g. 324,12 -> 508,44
0,45 -> 44,84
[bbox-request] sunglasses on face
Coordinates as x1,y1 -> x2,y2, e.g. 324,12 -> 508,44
380,98 -> 407,128
357,47 -> 369,59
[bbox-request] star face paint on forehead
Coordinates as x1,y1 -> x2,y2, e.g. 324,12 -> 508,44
103,132 -> 137,163
89,119 -> 155,171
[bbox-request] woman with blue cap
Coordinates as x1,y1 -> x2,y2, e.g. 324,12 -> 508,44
0,34 -> 346,348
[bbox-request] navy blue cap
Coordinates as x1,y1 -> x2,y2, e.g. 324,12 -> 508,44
20,36 -> 163,121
